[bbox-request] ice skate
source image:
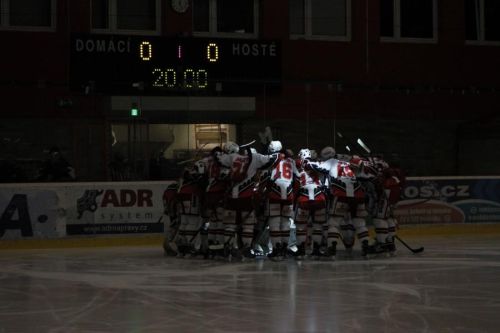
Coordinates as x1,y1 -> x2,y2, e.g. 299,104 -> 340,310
267,243 -> 284,261
322,242 -> 337,261
309,242 -> 322,260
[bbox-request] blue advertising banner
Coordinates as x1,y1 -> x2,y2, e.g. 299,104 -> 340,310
395,177 -> 500,224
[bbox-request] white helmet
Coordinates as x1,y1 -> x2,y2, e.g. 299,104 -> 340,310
194,160 -> 205,174
268,140 -> 282,153
321,146 -> 336,160
298,148 -> 311,160
223,141 -> 239,154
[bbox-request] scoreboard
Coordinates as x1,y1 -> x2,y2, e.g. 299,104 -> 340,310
70,33 -> 281,95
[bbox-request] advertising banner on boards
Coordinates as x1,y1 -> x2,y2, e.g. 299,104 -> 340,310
2,177 -> 500,240
0,182 -> 171,240
394,177 -> 500,224
65,182 -> 168,235
0,187 -> 63,239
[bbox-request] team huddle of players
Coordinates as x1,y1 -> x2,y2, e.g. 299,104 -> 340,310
162,140 -> 405,261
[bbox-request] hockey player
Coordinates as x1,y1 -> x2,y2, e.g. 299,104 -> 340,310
198,146 -> 231,258
369,156 -> 405,254
384,161 -> 405,252
260,140 -> 298,260
293,148 -> 330,259
216,141 -> 273,259
307,153 -> 370,257
162,181 -> 179,256
320,146 -> 342,256
175,160 -> 207,256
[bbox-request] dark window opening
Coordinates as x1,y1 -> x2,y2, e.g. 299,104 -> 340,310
117,0 -> 156,31
484,0 -> 500,41
9,0 -> 51,27
400,0 -> 433,38
92,0 -> 109,29
289,0 -> 305,35
380,0 -> 394,37
217,0 -> 254,33
193,0 -> 209,32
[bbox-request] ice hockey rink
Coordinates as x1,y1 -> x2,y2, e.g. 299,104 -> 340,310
1,229 -> 500,333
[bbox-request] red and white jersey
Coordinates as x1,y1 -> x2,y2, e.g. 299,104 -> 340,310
176,166 -> 204,201
200,155 -> 230,194
308,158 -> 364,199
267,153 -> 298,202
382,165 -> 405,205
350,156 -> 378,181
217,151 -> 272,199
295,166 -> 327,210
296,167 -> 323,200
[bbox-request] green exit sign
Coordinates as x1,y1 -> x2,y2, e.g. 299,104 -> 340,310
130,102 -> 140,117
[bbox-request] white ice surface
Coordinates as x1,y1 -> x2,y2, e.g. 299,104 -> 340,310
0,235 -> 499,333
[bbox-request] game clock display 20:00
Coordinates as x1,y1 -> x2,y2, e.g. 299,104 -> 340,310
70,34 -> 281,95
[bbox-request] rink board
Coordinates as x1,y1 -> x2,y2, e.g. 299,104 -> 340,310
0,181 -> 172,241
1,177 -> 500,247
395,176 -> 500,224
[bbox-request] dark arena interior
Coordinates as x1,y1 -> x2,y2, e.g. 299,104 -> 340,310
1,1 -> 500,332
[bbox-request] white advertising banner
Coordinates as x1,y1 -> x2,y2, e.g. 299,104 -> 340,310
0,182 -> 172,240
65,182 -> 168,235
0,187 -> 63,239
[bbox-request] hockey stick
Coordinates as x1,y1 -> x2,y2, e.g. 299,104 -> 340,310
239,139 -> 256,149
177,143 -> 210,165
336,132 -> 367,157
337,132 -> 373,157
395,235 -> 424,254
177,158 -> 196,166
357,138 -> 372,154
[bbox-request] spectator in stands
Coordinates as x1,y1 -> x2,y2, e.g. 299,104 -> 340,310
0,160 -> 26,183
37,146 -> 76,182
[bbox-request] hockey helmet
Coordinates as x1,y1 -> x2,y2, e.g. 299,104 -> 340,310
194,159 -> 205,174
210,146 -> 222,156
298,148 -> 312,160
320,146 -> 336,160
223,141 -> 239,154
268,140 -> 282,153
372,156 -> 389,170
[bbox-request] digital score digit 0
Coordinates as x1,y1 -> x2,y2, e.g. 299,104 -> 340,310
139,41 -> 152,61
207,43 -> 219,62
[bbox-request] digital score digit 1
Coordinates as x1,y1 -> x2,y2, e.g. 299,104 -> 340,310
140,41 -> 152,61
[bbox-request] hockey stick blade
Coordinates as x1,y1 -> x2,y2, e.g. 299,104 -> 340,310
357,138 -> 372,154
240,139 -> 256,149
177,158 -> 196,165
395,235 -> 424,254
337,132 -> 365,156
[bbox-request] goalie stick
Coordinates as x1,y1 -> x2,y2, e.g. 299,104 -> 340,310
395,235 -> 424,254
